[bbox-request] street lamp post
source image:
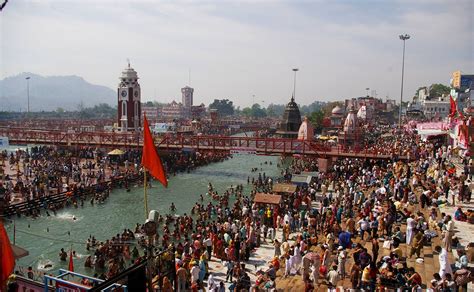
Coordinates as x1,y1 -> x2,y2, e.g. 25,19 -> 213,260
366,87 -> 370,97
26,77 -> 31,113
399,34 -> 410,128
292,68 -> 299,100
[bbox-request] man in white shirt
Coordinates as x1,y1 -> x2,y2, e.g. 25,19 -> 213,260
435,245 -> 452,279
327,265 -> 340,288
443,215 -> 454,251
190,263 -> 200,284
203,235 -> 213,261
357,217 -> 369,241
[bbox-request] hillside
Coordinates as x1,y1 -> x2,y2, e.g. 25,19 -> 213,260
0,73 -> 115,111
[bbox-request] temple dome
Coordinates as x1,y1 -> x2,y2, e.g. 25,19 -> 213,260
120,63 -> 139,80
343,110 -> 358,134
297,117 -> 314,140
332,105 -> 344,115
279,96 -> 302,134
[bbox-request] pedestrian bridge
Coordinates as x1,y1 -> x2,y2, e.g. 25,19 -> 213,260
0,127 -> 406,160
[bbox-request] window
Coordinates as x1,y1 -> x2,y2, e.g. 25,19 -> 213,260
122,102 -> 127,116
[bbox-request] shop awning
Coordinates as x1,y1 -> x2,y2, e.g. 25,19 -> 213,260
291,174 -> 312,185
12,244 -> 29,259
108,149 -> 125,155
254,193 -> 282,205
272,183 -> 297,193
301,171 -> 318,177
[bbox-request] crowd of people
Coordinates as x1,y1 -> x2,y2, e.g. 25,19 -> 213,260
0,146 -> 231,217
5,125 -> 474,291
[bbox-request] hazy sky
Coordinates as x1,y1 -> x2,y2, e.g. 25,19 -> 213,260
1,0 -> 473,107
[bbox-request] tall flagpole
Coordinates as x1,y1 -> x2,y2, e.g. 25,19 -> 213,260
144,169 -> 148,219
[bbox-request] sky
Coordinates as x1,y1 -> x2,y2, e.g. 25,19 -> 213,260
1,0 -> 473,108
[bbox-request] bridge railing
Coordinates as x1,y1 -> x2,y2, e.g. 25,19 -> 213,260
0,128 -> 407,159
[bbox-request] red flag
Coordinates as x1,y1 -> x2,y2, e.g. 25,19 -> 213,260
141,115 -> 168,187
449,95 -> 457,117
68,250 -> 74,272
0,221 -> 15,287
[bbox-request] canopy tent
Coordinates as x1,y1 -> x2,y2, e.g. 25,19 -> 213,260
301,171 -> 319,177
291,174 -> 312,186
12,244 -> 29,259
272,183 -> 297,194
253,193 -> 282,205
108,149 -> 125,155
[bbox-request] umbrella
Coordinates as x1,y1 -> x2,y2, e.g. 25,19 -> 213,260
12,244 -> 29,259
376,187 -> 386,194
303,252 -> 320,262
108,149 -> 125,155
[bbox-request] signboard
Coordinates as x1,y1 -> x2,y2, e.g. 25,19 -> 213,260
153,123 -> 174,134
452,71 -> 473,90
452,70 -> 461,88
230,147 -> 256,155
56,281 -> 89,292
460,76 -> 473,89
0,136 -> 9,148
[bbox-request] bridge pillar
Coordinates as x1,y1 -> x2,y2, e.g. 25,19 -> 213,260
317,158 -> 332,173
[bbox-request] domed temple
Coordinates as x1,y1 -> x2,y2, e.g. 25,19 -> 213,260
338,106 -> 362,146
276,96 -> 302,138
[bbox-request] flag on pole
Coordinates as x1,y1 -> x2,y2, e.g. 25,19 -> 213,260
141,115 -> 168,187
0,221 -> 15,287
449,95 -> 457,118
68,250 -> 74,272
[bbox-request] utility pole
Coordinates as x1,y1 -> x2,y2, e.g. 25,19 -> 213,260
26,76 -> 31,113
399,34 -> 410,128
292,68 -> 299,100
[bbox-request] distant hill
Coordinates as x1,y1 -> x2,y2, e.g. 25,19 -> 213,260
0,73 -> 115,111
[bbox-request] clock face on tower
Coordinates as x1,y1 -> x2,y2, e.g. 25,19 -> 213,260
121,90 -> 127,97
134,91 -> 138,98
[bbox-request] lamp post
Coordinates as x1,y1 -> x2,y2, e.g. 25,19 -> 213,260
292,68 -> 299,100
366,87 -> 370,97
26,76 -> 31,113
399,33 -> 410,128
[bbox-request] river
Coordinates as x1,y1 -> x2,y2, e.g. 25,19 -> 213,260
5,153 -> 281,276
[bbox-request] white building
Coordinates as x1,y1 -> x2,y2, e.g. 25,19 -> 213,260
422,98 -> 450,119
408,88 -> 450,119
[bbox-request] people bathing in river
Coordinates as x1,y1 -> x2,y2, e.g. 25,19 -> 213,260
9,126 -> 474,291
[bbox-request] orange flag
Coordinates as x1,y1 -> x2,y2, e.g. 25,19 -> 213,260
0,221 -> 15,287
68,250 -> 74,272
141,115 -> 168,187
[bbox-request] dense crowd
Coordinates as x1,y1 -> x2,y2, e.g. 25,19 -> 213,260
0,146 -> 231,217
6,126 -> 474,291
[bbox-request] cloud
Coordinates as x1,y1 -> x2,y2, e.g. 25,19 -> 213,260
1,0 -> 472,107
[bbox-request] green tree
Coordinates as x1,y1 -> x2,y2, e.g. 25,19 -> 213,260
300,101 -> 326,115
429,83 -> 451,97
251,103 -> 267,118
321,101 -> 344,116
309,110 -> 325,132
266,103 -> 285,117
241,107 -> 252,117
209,99 -> 235,116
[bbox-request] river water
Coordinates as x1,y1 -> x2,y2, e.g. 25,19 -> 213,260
6,153 -> 281,276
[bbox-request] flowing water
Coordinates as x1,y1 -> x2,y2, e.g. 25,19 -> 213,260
5,153 -> 281,276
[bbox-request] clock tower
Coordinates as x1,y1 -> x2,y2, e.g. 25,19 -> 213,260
118,62 -> 141,131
